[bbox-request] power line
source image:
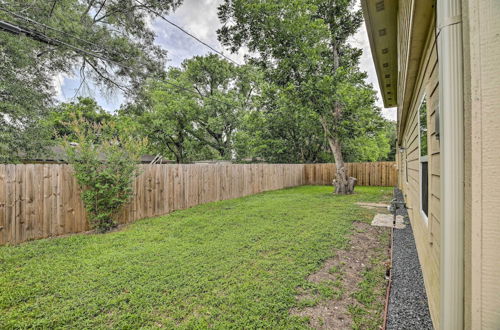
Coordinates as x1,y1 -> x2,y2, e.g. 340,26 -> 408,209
0,17 -> 237,108
0,18 -> 56,45
134,0 -> 241,66
0,6 -> 122,58
1,6 -> 96,48
0,18 -> 121,65
0,17 -> 132,93
1,2 -> 242,68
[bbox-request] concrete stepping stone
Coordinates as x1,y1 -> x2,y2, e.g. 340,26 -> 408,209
371,214 -> 406,229
356,202 -> 391,210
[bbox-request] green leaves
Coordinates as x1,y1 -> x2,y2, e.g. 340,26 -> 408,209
63,118 -> 146,232
0,32 -> 54,162
0,0 -> 181,162
47,97 -> 112,140
216,0 -> 394,166
134,55 -> 259,162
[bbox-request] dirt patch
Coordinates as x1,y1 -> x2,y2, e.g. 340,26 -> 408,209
291,222 -> 390,329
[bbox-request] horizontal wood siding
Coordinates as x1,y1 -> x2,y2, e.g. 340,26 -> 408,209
399,18 -> 441,327
0,162 -> 396,245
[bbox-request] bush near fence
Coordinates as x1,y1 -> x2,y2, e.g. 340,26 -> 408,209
0,162 -> 397,245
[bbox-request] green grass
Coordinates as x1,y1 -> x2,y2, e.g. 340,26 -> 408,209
0,186 -> 392,329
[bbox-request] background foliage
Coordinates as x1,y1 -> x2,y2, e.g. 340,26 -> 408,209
0,0 -> 181,162
1,0 -> 395,166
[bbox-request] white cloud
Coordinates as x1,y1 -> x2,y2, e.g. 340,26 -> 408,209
152,0 -> 244,67
52,73 -> 67,101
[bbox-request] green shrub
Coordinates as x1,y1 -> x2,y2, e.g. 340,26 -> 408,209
63,119 -> 146,232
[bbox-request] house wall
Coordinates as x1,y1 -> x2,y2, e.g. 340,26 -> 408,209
362,0 -> 500,327
463,0 -> 500,328
398,7 -> 441,328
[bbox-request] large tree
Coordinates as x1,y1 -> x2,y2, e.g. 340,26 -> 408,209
138,70 -> 200,164
218,0 -> 380,193
0,33 -> 55,162
182,55 -> 257,159
132,55 -> 259,162
0,0 -> 182,162
234,83 -> 329,163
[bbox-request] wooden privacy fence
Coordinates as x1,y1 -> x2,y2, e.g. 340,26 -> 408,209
0,162 -> 396,245
304,161 -> 398,186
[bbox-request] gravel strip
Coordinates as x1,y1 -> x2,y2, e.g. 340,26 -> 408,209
386,188 -> 434,330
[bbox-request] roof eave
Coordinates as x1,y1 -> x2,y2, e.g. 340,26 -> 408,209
360,0 -> 398,108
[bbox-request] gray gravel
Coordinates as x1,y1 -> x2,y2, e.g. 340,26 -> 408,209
386,188 -> 434,330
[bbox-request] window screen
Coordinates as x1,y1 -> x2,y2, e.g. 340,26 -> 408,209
421,161 -> 428,216
419,96 -> 429,217
420,98 -> 428,157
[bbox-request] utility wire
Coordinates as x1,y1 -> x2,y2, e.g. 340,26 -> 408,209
0,6 -> 122,58
0,18 -> 56,45
1,4 -> 239,67
1,6 -> 95,48
0,4 -> 241,104
0,17 -> 237,108
134,0 -> 241,66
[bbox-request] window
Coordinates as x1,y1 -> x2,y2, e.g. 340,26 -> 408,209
405,138 -> 409,183
419,96 -> 429,219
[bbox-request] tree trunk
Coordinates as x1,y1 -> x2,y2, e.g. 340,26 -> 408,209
320,43 -> 356,194
326,135 -> 356,194
218,146 -> 226,158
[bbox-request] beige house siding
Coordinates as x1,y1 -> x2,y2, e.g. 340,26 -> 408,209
399,14 -> 441,328
463,0 -> 500,328
363,0 -> 500,327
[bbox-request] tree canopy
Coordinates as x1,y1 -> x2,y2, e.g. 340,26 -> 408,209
0,0 -> 181,161
1,0 -> 395,169
47,97 -> 112,140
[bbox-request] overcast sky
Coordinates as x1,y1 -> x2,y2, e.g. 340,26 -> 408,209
57,0 -> 396,121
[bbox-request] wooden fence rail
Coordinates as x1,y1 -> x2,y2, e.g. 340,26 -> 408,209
0,162 -> 396,245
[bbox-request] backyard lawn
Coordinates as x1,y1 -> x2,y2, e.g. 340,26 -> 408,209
0,186 -> 392,329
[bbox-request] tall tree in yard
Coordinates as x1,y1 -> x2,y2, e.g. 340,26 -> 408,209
235,83 -> 330,164
218,0 -> 377,194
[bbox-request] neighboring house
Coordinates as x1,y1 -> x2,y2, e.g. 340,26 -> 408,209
361,0 -> 499,329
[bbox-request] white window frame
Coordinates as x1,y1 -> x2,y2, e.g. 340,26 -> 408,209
418,95 -> 429,225
405,139 -> 409,184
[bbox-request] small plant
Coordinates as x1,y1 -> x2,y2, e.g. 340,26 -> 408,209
297,297 -> 320,308
328,265 -> 342,274
63,119 -> 146,232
